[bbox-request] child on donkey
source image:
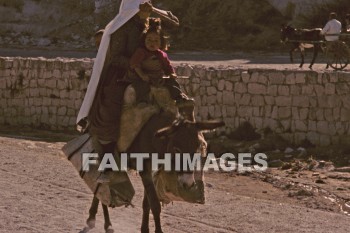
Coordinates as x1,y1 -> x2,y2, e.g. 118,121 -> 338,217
128,18 -> 194,111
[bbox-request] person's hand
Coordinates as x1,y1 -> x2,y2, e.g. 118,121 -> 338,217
167,11 -> 179,25
169,73 -> 177,79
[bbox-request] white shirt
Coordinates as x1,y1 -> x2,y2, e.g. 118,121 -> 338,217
321,19 -> 342,41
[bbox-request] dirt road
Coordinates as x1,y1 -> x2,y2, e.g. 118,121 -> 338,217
0,132 -> 349,233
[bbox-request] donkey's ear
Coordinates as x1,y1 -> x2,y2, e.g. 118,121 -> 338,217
194,120 -> 225,132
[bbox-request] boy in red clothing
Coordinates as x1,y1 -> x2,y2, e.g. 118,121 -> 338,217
129,18 -> 193,108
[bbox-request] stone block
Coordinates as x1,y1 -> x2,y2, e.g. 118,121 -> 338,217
222,91 -> 235,105
264,96 -> 274,105
241,71 -> 250,83
324,109 -> 333,121
267,85 -> 278,96
314,85 -> 325,96
251,95 -> 265,106
295,73 -> 306,84
299,108 -> 309,120
301,85 -> 314,95
325,83 -> 335,95
225,81 -> 233,91
234,83 -> 247,93
268,72 -> 285,85
275,96 -> 292,106
292,96 -> 309,107
333,107 -> 340,120
290,85 -> 301,95
216,92 -> 223,104
278,107 -> 291,119
336,83 -> 350,95
340,108 -> 350,121
226,106 -> 236,117
199,106 -> 209,119
295,120 -> 307,132
248,82 -> 267,95
308,120 -> 317,131
315,109 -> 324,121
306,132 -> 320,145
218,79 -> 225,91
278,85 -> 290,96
207,86 -> 217,95
257,74 -> 268,84
285,73 -> 295,84
238,94 -> 251,105
341,95 -> 350,109
316,121 -> 329,134
237,106 -> 253,118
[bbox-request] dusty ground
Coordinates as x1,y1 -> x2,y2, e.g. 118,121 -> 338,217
0,127 -> 349,233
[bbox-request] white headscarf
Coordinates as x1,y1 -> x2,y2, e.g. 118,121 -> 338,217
77,0 -> 148,124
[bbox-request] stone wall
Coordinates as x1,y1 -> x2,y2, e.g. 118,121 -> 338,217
1,57 -> 350,146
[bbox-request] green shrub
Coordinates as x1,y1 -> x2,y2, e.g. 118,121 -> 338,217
297,0 -> 350,29
153,0 -> 286,51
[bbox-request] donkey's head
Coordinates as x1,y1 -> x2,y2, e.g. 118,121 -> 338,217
280,24 -> 295,43
153,118 -> 225,204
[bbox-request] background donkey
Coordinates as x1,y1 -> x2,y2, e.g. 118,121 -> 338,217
280,25 -> 323,69
80,112 -> 224,233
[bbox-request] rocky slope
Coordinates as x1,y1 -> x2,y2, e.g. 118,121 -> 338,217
0,0 -> 288,52
3,0 -> 348,53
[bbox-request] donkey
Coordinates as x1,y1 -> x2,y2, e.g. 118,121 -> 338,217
280,25 -> 323,69
80,111 -> 224,233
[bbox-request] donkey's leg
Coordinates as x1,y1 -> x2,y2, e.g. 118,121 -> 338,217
102,204 -> 114,233
140,172 -> 163,233
309,45 -> 319,69
87,196 -> 99,228
141,190 -> 151,233
289,49 -> 294,63
299,47 -> 305,68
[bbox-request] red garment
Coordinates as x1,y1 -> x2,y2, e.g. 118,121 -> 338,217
130,48 -> 175,75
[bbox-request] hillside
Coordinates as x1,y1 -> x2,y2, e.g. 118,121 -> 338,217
0,0 -> 287,52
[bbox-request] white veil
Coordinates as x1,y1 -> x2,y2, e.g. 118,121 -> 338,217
77,0 -> 148,124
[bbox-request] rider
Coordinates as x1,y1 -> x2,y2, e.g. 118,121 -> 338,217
321,12 -> 342,41
77,0 -> 179,183
128,18 -> 194,108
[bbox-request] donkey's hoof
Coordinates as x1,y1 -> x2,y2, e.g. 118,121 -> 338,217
86,218 -> 96,229
105,225 -> 114,233
79,227 -> 91,233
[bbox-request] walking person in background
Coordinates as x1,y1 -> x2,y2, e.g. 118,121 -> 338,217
345,14 -> 350,32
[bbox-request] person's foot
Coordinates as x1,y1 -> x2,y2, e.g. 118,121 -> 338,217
96,172 -> 110,183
